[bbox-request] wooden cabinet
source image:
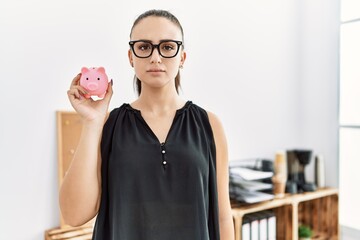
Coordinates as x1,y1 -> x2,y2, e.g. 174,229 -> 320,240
231,188 -> 339,240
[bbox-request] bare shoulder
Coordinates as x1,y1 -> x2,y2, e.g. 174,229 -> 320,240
206,111 -> 224,132
206,111 -> 227,143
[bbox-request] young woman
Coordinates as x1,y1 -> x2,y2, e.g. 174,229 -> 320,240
60,9 -> 234,240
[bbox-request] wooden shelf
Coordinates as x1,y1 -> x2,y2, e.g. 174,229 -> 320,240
231,187 -> 339,240
44,225 -> 94,240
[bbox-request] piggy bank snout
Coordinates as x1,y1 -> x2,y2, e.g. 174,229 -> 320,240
86,82 -> 99,91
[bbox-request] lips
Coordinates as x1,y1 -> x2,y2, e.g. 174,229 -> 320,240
147,69 -> 165,72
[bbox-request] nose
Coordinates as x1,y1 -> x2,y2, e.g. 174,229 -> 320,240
87,82 -> 98,91
150,47 -> 161,63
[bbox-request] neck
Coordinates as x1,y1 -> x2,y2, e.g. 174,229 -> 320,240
132,85 -> 185,114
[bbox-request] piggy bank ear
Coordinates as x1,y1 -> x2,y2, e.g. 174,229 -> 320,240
81,67 -> 90,73
97,67 -> 106,74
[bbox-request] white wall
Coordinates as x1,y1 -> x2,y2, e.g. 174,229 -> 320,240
0,0 -> 339,239
298,0 -> 340,186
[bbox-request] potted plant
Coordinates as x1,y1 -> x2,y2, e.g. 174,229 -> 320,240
298,224 -> 313,240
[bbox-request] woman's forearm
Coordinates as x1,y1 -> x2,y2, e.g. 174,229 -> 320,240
59,120 -> 103,226
220,217 -> 235,240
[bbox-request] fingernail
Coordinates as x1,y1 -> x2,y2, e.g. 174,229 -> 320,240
111,79 -> 113,86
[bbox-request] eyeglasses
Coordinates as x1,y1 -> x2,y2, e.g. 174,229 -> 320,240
129,40 -> 183,58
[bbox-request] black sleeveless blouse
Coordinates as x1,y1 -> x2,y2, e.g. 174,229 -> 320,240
92,101 -> 220,240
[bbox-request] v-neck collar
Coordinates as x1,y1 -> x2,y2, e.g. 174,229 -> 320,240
125,101 -> 192,144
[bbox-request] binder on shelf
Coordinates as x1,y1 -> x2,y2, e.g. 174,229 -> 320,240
242,216 -> 251,240
247,214 -> 259,240
244,211 -> 277,240
264,210 -> 276,240
254,212 -> 268,240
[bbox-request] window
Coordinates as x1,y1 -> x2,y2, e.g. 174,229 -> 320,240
339,0 -> 360,231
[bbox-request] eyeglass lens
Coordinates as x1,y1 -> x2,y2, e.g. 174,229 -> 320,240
132,41 -> 180,58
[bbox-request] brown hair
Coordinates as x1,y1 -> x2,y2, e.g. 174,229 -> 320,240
130,9 -> 184,95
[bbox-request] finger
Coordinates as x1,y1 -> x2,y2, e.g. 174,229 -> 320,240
69,84 -> 89,96
103,79 -> 113,102
67,89 -> 79,100
67,89 -> 75,101
70,73 -> 82,88
67,91 -> 84,109
74,85 -> 89,95
67,88 -> 82,100
67,89 -> 78,103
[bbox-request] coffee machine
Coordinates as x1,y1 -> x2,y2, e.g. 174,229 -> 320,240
286,149 -> 317,193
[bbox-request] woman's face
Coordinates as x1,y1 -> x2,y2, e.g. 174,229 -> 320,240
129,16 -> 186,92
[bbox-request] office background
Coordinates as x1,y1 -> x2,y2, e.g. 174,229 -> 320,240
0,0 -> 343,239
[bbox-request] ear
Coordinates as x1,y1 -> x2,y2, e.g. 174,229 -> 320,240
97,67 -> 106,73
81,67 -> 90,73
128,49 -> 134,67
180,51 -> 186,66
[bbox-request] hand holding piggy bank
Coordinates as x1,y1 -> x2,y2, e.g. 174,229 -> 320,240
80,67 -> 109,99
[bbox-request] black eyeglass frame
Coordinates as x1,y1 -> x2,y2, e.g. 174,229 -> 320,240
129,40 -> 183,58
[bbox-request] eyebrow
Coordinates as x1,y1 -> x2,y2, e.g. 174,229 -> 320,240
131,39 -> 181,43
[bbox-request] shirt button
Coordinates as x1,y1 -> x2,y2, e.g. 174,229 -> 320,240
163,161 -> 167,165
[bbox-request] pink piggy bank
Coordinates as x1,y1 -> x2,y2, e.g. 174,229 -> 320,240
80,67 -> 109,99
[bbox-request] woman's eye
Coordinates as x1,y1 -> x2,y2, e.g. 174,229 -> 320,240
138,44 -> 151,51
162,45 -> 175,51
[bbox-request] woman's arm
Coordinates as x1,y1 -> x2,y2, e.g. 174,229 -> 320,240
59,120 -> 103,226
59,74 -> 113,226
208,111 -> 235,240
